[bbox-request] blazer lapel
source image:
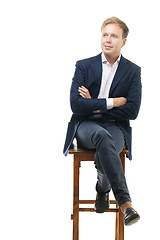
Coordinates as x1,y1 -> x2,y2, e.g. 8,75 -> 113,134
109,55 -> 128,97
90,53 -> 102,98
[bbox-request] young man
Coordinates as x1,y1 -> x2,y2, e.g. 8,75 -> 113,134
63,17 -> 141,226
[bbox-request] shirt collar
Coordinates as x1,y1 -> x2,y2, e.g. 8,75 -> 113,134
101,52 -> 121,65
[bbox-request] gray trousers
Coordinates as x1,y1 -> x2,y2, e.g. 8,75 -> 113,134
76,120 -> 131,206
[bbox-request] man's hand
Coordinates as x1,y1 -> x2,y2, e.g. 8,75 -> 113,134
113,97 -> 127,107
78,86 -> 91,99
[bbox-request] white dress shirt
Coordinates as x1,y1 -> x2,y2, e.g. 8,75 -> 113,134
98,52 -> 121,109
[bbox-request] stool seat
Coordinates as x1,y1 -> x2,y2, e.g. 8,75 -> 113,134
69,147 -> 128,240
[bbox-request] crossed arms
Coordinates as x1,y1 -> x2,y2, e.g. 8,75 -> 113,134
78,86 -> 127,107
70,61 -> 142,121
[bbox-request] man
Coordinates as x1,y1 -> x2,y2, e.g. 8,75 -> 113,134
63,17 -> 141,226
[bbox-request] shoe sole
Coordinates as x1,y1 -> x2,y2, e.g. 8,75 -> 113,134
125,215 -> 140,226
94,204 -> 110,213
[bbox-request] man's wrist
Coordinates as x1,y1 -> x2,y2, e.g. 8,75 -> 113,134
113,98 -> 117,107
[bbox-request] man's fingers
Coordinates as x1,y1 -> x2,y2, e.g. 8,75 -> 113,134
78,86 -> 87,93
78,86 -> 91,99
78,87 -> 88,96
79,93 -> 85,98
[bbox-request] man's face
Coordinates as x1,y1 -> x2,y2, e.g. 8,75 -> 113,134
101,23 -> 126,59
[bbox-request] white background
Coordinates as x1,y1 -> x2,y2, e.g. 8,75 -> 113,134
0,0 -> 159,239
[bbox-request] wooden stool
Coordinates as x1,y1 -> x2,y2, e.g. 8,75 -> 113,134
69,147 -> 128,240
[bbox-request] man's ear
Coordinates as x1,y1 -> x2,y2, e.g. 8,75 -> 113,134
122,38 -> 127,48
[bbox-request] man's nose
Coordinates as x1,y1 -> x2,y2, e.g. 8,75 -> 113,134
106,35 -> 111,43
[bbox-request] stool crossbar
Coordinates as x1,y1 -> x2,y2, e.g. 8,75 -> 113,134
69,147 -> 128,240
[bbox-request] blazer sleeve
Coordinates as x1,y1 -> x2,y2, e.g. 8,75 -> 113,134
106,67 -> 142,120
70,61 -> 107,115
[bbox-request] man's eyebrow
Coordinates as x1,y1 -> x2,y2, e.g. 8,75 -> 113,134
102,31 -> 119,36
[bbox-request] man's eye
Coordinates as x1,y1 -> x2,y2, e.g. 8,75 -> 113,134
112,35 -> 117,38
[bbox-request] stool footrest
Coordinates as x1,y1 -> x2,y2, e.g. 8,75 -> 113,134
79,200 -> 117,204
79,208 -> 119,212
71,207 -> 119,219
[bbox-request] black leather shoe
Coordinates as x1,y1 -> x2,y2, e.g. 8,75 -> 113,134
124,208 -> 140,226
94,193 -> 110,213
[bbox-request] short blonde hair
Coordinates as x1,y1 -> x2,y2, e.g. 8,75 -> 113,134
101,17 -> 129,39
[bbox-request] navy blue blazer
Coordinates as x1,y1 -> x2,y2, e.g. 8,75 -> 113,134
63,53 -> 142,160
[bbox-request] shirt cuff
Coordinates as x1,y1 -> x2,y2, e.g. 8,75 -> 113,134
106,98 -> 114,110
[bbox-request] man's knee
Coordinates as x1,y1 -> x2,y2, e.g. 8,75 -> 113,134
91,128 -> 112,146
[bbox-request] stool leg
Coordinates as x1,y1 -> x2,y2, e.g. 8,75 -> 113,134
73,154 -> 80,240
118,153 -> 125,240
119,209 -> 124,240
115,203 -> 119,240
